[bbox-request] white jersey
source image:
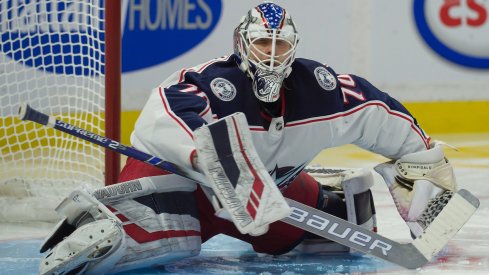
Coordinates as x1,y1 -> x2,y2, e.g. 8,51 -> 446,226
131,55 -> 430,189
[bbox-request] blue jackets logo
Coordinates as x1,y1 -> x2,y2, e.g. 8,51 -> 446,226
1,0 -> 222,75
123,0 -> 222,72
413,0 -> 489,69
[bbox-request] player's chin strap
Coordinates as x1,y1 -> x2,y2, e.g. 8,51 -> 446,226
193,112 -> 291,236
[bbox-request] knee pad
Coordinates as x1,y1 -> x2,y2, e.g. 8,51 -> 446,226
298,168 -> 377,253
341,169 -> 377,232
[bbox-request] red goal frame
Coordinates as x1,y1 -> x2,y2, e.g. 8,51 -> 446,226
105,1 -> 121,185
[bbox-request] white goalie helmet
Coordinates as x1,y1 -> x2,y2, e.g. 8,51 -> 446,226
234,2 -> 299,102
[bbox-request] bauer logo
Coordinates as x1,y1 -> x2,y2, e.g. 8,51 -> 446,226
0,1 -> 105,76
122,0 -> 222,72
413,0 -> 489,69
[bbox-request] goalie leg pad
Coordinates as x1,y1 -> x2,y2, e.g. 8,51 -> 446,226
40,186 -> 120,253
106,176 -> 202,273
39,219 -> 125,275
40,176 -> 201,274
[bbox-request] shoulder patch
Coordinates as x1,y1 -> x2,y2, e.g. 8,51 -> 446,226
210,78 -> 237,101
314,67 -> 337,91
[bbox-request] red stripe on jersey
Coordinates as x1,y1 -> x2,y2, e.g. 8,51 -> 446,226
180,84 -> 199,93
286,101 -> 430,149
159,87 -> 194,139
280,87 -> 286,116
178,56 -> 231,82
166,57 -> 230,125
199,104 -> 211,117
189,149 -> 197,169
178,69 -> 186,82
259,111 -> 272,122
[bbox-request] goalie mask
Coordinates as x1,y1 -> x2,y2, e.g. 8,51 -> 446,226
234,2 -> 299,102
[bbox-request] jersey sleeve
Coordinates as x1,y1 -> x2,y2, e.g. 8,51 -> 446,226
330,74 -> 430,159
130,70 -> 213,170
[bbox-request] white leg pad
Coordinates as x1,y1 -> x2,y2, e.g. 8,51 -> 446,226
39,219 -> 125,275
106,175 -> 202,273
40,186 -> 121,254
56,185 -> 119,226
40,176 -> 202,274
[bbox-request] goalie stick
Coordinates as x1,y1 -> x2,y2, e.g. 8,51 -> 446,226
18,103 -> 480,269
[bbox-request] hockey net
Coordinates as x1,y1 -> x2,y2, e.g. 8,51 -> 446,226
0,1 -> 119,223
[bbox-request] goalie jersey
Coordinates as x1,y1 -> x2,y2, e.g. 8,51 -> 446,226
131,55 -> 430,189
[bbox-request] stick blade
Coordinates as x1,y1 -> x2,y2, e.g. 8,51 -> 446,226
411,189 -> 479,262
282,189 -> 479,269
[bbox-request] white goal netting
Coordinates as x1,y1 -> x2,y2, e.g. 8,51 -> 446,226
0,1 -> 108,222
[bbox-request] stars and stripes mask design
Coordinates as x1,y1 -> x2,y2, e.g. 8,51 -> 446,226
234,2 -> 299,102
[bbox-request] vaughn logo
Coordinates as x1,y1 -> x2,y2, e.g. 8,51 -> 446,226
93,180 -> 143,200
413,0 -> 489,69
1,0 -> 222,75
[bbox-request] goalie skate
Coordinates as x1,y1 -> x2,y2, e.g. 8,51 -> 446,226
40,219 -> 124,275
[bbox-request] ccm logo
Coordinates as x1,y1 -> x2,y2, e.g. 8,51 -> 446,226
289,206 -> 392,256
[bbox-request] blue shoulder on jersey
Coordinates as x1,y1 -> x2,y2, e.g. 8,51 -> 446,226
341,74 -> 420,125
287,58 -> 420,126
161,55 -> 421,131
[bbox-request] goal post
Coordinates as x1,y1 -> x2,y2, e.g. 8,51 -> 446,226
105,0 -> 121,186
0,0 -> 121,222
